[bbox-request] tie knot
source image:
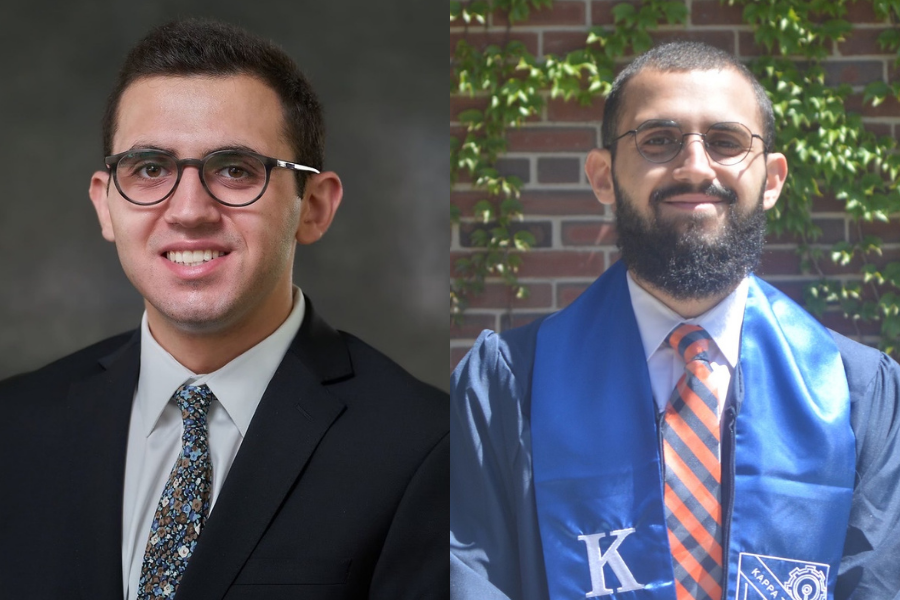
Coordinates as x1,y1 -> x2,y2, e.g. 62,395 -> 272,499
666,323 -> 712,363
173,384 -> 214,427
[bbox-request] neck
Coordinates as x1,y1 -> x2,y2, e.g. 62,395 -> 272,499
145,288 -> 295,374
629,272 -> 734,319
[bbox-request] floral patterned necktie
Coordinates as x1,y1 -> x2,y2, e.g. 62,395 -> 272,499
138,384 -> 214,599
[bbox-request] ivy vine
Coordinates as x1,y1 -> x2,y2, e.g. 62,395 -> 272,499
451,0 -> 900,356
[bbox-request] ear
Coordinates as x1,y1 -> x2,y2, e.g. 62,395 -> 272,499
296,171 -> 343,245
762,152 -> 788,211
585,148 -> 616,206
89,170 -> 116,242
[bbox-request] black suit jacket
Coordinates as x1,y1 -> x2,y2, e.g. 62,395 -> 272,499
0,299 -> 449,599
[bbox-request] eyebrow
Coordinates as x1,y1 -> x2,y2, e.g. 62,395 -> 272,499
634,120 -> 749,132
706,122 -> 747,132
122,142 -> 263,157
635,119 -> 680,130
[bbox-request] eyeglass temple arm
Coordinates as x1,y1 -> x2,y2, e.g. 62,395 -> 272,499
276,159 -> 320,174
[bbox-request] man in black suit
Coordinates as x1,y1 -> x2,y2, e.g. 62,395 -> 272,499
0,19 -> 447,599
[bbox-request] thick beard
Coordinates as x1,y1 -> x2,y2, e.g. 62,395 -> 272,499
614,177 -> 768,300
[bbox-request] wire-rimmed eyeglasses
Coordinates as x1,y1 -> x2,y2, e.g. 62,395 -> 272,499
606,120 -> 767,166
105,148 -> 320,207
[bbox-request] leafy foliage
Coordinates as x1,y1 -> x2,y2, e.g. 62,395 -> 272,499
733,0 -> 900,355
451,0 -> 900,355
450,0 -> 686,316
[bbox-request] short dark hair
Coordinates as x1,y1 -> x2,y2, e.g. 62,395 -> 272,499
101,18 -> 323,193
601,41 -> 775,156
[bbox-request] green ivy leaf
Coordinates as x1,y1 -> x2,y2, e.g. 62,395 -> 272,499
611,3 -> 636,24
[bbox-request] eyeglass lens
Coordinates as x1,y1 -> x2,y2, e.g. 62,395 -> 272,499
114,151 -> 268,206
633,122 -> 753,165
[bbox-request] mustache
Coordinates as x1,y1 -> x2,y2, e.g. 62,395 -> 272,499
650,183 -> 738,205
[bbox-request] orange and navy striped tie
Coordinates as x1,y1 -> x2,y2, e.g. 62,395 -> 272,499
663,324 -> 723,600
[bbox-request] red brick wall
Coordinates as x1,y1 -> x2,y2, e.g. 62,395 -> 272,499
451,0 -> 900,369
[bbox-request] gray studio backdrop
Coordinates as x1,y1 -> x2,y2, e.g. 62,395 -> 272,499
0,1 -> 447,390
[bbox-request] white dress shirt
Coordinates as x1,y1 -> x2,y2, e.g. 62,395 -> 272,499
121,287 -> 306,599
626,272 -> 748,416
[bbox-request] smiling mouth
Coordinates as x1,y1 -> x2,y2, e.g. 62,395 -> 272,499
165,250 -> 226,267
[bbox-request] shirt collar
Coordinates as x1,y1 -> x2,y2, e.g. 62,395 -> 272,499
626,270 -> 748,368
136,286 -> 306,437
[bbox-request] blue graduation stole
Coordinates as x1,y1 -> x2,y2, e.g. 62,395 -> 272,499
531,261 -> 854,600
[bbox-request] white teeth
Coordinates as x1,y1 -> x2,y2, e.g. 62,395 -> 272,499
166,250 -> 223,266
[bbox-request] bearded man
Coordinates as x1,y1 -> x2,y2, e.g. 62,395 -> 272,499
450,41 -> 900,600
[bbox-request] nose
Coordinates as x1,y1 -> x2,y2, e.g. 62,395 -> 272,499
671,133 -> 717,183
163,164 -> 222,227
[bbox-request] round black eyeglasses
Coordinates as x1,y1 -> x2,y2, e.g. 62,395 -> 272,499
606,121 -> 767,166
105,149 -> 321,207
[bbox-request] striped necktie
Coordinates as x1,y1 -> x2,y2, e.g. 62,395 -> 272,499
138,384 -> 214,599
663,324 -> 723,600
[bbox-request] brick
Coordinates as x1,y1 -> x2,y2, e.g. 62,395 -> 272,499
845,1 -> 881,24
818,312 -> 882,336
455,169 -> 473,185
451,95 -> 489,122
520,190 -> 604,215
864,122 -> 892,138
518,249 -> 606,277
459,221 -> 553,248
839,27 -> 891,55
493,1 -> 586,27
823,59 -> 886,86
451,192 -> 485,217
547,96 -> 605,121
812,193 -> 846,213
451,346 -> 472,371
450,313 -> 497,338
854,218 -> 900,243
817,246 -> 900,276
814,218 -> 847,244
847,93 -> 900,117
761,279 -> 808,304
819,252 -> 862,275
496,157 -> 531,183
890,64 -> 900,83
558,282 -> 591,307
451,251 -> 474,277
871,248 -> 900,268
737,31 -> 775,58
544,31 -> 593,56
450,31 -> 539,56
500,312 -> 551,331
466,282 -> 553,309
766,218 -> 846,245
561,221 -> 618,246
507,127 -> 597,152
649,30 -> 735,55
537,157 -> 581,183
691,0 -> 744,25
759,248 -> 802,275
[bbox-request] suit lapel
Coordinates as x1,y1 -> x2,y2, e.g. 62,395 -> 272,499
177,299 -> 354,598
66,334 -> 140,600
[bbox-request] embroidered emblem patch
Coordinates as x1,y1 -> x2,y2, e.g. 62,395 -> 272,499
735,553 -> 828,600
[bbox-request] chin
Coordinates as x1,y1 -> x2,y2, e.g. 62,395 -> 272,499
150,297 -> 238,334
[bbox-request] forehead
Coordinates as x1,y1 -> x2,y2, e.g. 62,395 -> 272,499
618,67 -> 763,133
113,74 -> 289,156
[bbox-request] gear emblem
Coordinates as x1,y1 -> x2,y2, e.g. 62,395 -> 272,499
785,566 -> 827,600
